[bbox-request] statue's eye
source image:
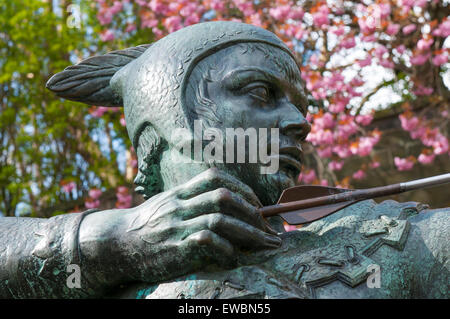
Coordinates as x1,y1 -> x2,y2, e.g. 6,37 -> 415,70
248,85 -> 270,103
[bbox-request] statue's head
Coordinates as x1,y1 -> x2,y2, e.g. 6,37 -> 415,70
47,21 -> 310,205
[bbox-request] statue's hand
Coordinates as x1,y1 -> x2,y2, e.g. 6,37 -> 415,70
79,168 -> 280,286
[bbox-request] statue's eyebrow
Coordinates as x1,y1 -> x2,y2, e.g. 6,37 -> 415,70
222,67 -> 308,113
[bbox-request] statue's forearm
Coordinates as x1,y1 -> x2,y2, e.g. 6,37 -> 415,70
0,212 -> 98,298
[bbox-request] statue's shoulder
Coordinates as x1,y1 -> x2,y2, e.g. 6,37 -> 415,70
279,199 -> 448,298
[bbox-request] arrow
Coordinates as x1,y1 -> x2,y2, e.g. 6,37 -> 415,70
258,173 -> 450,225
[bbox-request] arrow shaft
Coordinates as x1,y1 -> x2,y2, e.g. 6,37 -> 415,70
259,183 -> 402,218
259,173 -> 450,218
401,173 -> 450,192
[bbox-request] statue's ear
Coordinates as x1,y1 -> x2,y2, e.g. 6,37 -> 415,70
46,44 -> 151,107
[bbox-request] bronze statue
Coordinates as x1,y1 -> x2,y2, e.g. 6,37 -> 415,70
0,22 -> 448,299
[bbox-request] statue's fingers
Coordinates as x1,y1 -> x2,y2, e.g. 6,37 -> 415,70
181,213 -> 282,250
182,230 -> 236,269
177,168 -> 263,208
177,188 -> 267,232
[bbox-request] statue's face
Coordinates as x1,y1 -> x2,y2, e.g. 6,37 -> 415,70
184,44 -> 311,205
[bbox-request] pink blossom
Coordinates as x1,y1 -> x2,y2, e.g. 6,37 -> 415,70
120,117 -> 126,126
89,188 -> 102,200
247,13 -> 262,27
414,0 -> 428,8
164,16 -> 182,33
97,11 -> 113,25
362,34 -> 376,42
85,200 -> 100,209
288,7 -> 305,20
149,0 -> 167,14
329,102 -> 346,113
285,25 -> 304,40
358,17 -> 376,34
341,37 -> 356,49
358,55 -> 372,67
420,128 -> 439,146
402,24 -> 417,35
299,170 -> 316,184
328,160 -> 344,171
116,186 -> 132,209
311,89 -> 327,100
100,29 -> 115,42
117,186 -> 128,193
394,157 -> 414,171
418,153 -> 435,164
351,137 -> 377,156
109,1 -> 123,15
399,114 -> 419,131
125,24 -> 136,33
62,181 -> 76,193
331,25 -> 345,36
432,52 -> 448,66
410,52 -> 430,65
386,23 -> 400,36
350,77 -> 364,87
317,146 -> 333,158
369,161 -> 380,168
410,126 -> 426,139
234,0 -> 254,16
395,45 -> 406,54
312,5 -> 330,28
320,179 -> 329,186
90,106 -> 109,117
269,5 -> 290,21
335,121 -> 358,140
314,112 -> 335,129
352,170 -> 366,180
432,135 -> 449,155
180,3 -> 198,17
185,14 -> 200,26
355,114 -> 373,126
307,129 -> 334,145
380,59 -> 394,68
210,0 -> 225,11
375,45 -> 388,59
152,27 -> 163,38
141,18 -> 158,29
413,85 -> 433,96
377,3 -> 391,19
417,37 -> 434,50
332,144 -> 353,158
432,19 -> 450,37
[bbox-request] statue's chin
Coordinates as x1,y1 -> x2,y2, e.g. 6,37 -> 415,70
230,165 -> 296,206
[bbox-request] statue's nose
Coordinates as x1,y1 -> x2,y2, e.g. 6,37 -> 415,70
280,114 -> 311,142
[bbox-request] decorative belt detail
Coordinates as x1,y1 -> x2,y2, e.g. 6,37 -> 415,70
345,245 -> 360,265
316,258 -> 345,268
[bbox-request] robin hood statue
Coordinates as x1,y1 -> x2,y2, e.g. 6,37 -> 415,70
0,22 -> 448,299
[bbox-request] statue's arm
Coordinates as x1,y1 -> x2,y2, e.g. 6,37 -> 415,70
0,212 -> 100,298
402,208 -> 449,298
